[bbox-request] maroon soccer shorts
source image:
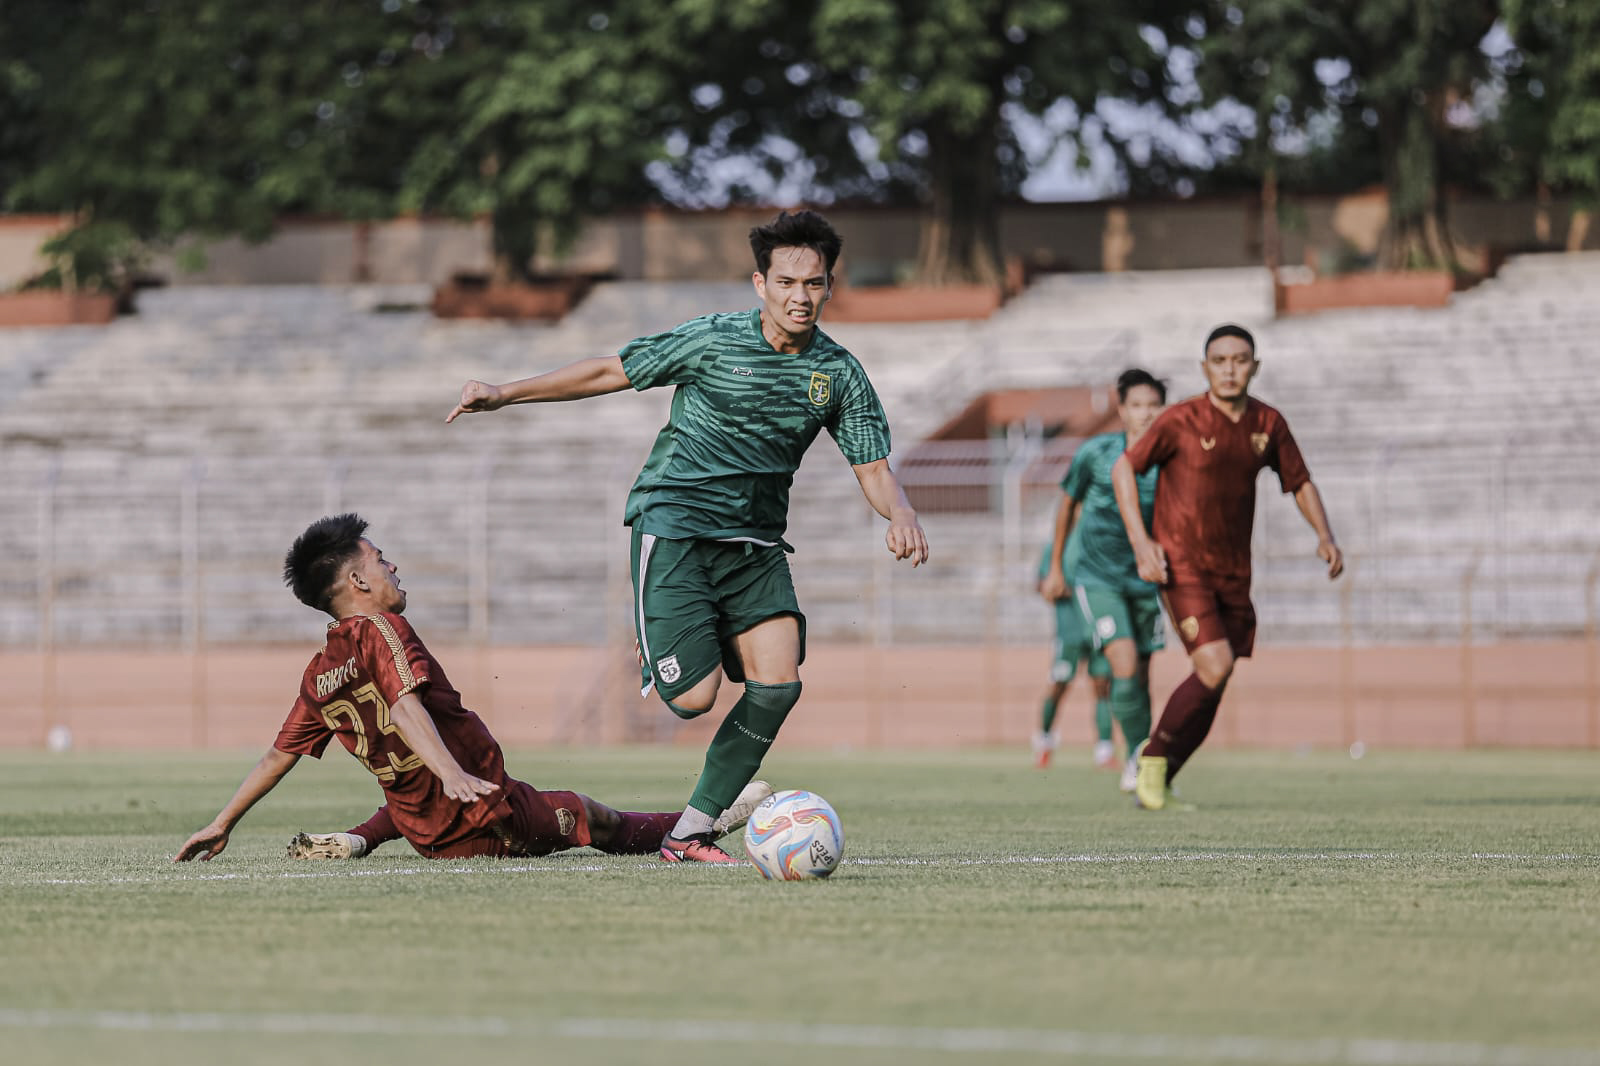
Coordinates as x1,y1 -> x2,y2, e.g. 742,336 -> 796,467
422,782 -> 592,859
1162,580 -> 1257,658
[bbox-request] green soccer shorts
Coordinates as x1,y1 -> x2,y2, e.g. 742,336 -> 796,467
630,528 -> 807,701
1050,599 -> 1108,683
1073,583 -> 1166,657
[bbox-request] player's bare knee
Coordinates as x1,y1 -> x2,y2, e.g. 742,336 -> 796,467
1197,656 -> 1234,690
663,672 -> 720,719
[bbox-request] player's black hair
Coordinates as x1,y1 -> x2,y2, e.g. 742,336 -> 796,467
1204,323 -> 1256,355
749,210 -> 843,276
1117,367 -> 1167,404
284,513 -> 369,614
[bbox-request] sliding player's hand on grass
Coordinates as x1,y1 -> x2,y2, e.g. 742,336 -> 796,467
174,824 -> 230,862
445,380 -> 504,423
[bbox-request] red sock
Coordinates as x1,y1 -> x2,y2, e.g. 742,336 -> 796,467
347,806 -> 401,849
595,812 -> 678,855
1153,674 -> 1225,782
1144,672 -> 1224,781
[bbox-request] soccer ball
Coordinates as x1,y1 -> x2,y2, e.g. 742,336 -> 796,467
743,789 -> 843,880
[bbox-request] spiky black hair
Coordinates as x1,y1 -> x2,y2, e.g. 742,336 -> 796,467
749,210 -> 843,276
283,513 -> 368,613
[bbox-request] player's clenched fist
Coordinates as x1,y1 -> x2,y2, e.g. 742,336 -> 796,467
446,380 -> 504,423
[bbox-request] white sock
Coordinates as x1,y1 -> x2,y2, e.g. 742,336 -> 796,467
670,807 -> 716,839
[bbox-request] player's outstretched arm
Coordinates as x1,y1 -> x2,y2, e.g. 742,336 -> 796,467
445,356 -> 633,423
1040,493 -> 1081,602
1111,455 -> 1166,585
1293,481 -> 1343,579
387,692 -> 502,803
174,747 -> 301,861
851,458 -> 929,567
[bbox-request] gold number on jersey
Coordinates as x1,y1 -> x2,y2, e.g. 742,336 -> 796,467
320,682 -> 424,782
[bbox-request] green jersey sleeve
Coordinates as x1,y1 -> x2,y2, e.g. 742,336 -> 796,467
826,361 -> 891,466
618,316 -> 718,391
1061,439 -> 1097,502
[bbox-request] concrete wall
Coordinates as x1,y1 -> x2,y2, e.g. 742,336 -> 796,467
3,639 -> 1594,752
5,191 -> 1594,290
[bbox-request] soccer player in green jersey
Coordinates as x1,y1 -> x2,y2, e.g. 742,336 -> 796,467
1032,526 -> 1113,770
1040,369 -> 1167,791
446,210 -> 929,863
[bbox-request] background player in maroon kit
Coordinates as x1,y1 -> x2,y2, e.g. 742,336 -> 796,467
174,514 -> 688,862
1111,324 -> 1343,810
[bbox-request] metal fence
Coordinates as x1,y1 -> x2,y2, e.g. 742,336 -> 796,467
2,432 -> 1597,652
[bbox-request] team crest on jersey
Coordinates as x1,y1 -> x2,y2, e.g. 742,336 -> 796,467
1180,616 -> 1200,641
1251,432 -> 1269,455
808,371 -> 831,406
555,807 -> 577,836
1199,437 -> 1216,451
656,654 -> 681,684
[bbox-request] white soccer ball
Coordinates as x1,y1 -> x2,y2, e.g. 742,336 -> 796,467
743,789 -> 843,880
45,725 -> 73,753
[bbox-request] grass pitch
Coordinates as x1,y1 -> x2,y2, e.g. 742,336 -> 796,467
1,746 -> 1597,1066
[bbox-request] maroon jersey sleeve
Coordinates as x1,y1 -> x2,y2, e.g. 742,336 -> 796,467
274,690 -> 335,758
1124,407 -> 1180,475
358,613 -> 433,706
1270,416 -> 1311,495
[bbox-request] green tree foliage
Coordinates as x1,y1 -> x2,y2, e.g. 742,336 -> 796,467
5,0 -> 425,288
1191,1 -> 1500,271
1502,0 -> 1600,246
720,0 -> 1198,285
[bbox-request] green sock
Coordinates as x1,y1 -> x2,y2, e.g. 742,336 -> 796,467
1094,694 -> 1114,743
1040,696 -> 1060,735
686,680 -> 801,817
1109,677 -> 1150,753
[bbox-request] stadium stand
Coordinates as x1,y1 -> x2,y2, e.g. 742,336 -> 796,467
2,255 -> 1596,649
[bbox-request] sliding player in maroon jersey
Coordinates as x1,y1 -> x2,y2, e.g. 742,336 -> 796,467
1111,325 -> 1342,810
175,514 -> 762,863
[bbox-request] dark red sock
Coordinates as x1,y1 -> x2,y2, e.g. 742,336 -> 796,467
348,806 -> 401,850
1143,673 -> 1210,758
594,812 -> 678,855
1165,679 -> 1225,782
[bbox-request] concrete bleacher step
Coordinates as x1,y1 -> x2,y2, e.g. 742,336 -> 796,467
4,259 -> 1597,646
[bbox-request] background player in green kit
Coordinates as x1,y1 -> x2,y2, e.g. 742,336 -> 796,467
1033,515 -> 1112,770
1041,369 -> 1167,792
446,210 -> 929,863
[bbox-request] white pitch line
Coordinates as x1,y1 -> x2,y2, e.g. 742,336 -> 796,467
3,845 -> 1587,889
8,849 -> 1595,889
0,1008 -> 1597,1065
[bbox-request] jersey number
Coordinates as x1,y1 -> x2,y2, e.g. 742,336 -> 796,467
321,682 -> 427,783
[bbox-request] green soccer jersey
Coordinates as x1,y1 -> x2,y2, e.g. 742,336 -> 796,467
1061,432 -> 1160,595
1037,525 -> 1083,584
619,309 -> 891,544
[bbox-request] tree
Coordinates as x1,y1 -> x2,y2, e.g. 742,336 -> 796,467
809,0 -> 1199,285
1502,0 -> 1600,249
650,0 -> 1199,286
390,3 -> 719,282
1189,1 -> 1500,272
5,0 -> 418,289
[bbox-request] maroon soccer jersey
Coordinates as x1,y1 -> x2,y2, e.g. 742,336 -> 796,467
1123,394 -> 1309,584
274,612 -> 511,850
